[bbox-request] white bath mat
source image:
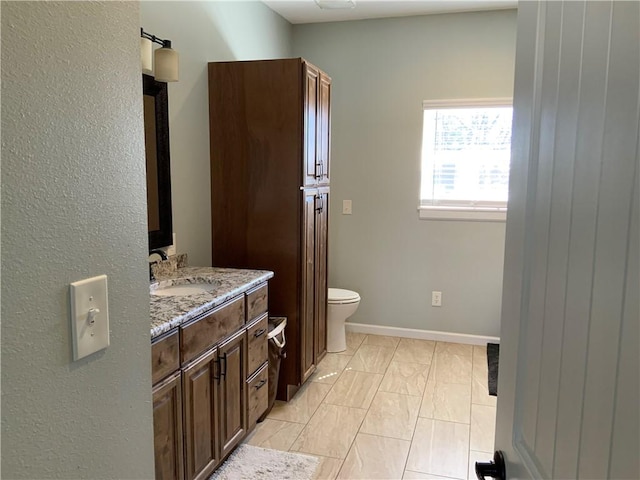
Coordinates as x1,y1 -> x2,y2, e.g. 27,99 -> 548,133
209,444 -> 319,480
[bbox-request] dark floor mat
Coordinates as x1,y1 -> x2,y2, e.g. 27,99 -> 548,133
487,343 -> 499,396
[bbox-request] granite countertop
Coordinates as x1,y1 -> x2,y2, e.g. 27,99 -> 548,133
150,266 -> 274,339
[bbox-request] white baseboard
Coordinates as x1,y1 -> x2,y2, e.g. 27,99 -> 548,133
345,322 -> 500,345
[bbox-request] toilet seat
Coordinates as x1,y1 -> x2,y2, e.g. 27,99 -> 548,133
328,288 -> 360,304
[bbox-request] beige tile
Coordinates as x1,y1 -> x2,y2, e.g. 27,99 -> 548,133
312,456 -> 344,480
392,338 -> 436,365
324,369 -> 383,409
268,382 -> 332,423
379,361 -> 431,397
435,342 -> 473,357
472,345 -> 487,364
311,353 -> 353,385
406,418 -> 469,479
337,433 -> 410,480
291,403 -> 366,459
428,353 -> 472,385
363,334 -> 401,349
244,419 -> 304,451
420,381 -> 471,424
347,344 -> 395,374
339,331 -> 366,356
360,391 -> 421,440
470,404 -> 496,453
403,471 -> 456,479
471,355 -> 497,407
468,451 -> 494,480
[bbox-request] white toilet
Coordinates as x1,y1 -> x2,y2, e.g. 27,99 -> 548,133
327,288 -> 361,353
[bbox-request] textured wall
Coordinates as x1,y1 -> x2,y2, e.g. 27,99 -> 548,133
140,1 -> 292,267
1,2 -> 154,478
293,10 -> 516,337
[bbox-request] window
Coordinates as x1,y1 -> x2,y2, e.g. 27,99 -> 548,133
419,99 -> 513,221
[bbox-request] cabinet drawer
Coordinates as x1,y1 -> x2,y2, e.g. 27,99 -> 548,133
246,283 -> 268,321
247,314 -> 268,376
246,363 -> 268,428
151,329 -> 180,386
181,295 -> 245,365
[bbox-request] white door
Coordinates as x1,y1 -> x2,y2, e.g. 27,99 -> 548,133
494,1 -> 639,479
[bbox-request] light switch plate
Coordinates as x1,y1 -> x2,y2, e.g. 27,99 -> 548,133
70,275 -> 110,361
342,199 -> 353,215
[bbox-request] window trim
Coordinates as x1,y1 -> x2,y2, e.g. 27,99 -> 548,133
419,98 -> 513,222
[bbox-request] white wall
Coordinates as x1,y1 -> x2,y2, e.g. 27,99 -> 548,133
1,2 -> 154,478
140,1 -> 292,266
293,10 -> 517,337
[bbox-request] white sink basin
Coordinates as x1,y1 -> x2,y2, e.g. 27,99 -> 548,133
152,283 -> 216,297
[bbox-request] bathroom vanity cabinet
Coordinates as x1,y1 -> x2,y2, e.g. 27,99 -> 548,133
209,58 -> 330,401
151,282 -> 269,480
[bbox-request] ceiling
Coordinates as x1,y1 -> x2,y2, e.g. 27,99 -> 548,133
262,0 -> 517,25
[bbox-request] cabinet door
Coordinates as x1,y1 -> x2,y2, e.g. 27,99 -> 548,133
315,189 -> 329,360
301,190 -> 317,381
153,372 -> 184,480
317,73 -> 331,185
218,329 -> 247,459
182,348 -> 219,480
303,63 -> 319,187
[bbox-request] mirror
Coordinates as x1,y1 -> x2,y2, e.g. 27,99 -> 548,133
143,74 -> 173,249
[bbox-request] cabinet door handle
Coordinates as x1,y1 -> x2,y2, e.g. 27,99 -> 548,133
254,328 -> 267,338
220,354 -> 227,380
254,379 -> 267,390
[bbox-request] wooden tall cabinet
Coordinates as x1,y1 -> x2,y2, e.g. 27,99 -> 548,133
209,58 -> 331,400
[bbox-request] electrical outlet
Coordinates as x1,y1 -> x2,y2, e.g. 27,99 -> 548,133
431,291 -> 442,307
342,200 -> 352,215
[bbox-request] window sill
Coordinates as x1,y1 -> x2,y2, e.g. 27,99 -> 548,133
418,206 -> 506,222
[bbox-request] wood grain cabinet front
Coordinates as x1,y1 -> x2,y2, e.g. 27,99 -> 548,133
152,371 -> 184,480
246,313 -> 268,376
151,280 -> 269,480
246,363 -> 269,429
181,295 -> 245,365
246,284 -> 268,321
217,329 -> 247,460
151,329 -> 180,386
182,348 -> 220,480
209,59 -> 331,400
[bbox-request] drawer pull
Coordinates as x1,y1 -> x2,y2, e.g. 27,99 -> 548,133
220,354 -> 227,379
254,328 -> 267,338
254,379 -> 267,390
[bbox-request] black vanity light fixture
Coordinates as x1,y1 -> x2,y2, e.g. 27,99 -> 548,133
140,28 -> 179,82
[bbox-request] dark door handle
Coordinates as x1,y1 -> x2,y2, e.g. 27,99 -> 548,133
476,451 -> 506,480
219,354 -> 227,381
254,328 -> 267,338
254,379 -> 267,390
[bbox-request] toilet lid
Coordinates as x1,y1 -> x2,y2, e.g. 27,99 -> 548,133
328,288 -> 360,304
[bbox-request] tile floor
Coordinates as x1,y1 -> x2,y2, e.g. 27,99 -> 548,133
243,332 -> 497,480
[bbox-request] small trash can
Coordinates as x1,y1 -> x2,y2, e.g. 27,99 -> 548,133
258,316 -> 287,422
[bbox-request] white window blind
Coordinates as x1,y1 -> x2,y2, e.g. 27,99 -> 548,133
419,100 -> 513,220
